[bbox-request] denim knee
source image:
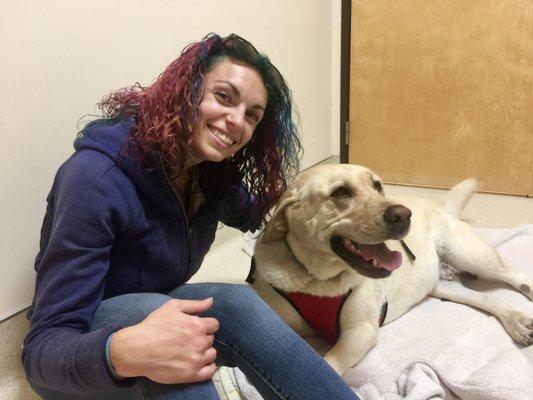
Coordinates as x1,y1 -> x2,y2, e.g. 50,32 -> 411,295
220,285 -> 278,325
174,282 -> 269,312
91,292 -> 173,331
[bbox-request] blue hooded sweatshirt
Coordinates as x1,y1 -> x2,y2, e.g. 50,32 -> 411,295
22,117 -> 257,393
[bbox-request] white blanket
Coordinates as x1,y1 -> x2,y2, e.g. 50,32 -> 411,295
233,226 -> 533,400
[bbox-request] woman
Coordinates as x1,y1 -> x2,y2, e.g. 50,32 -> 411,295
22,33 -> 360,400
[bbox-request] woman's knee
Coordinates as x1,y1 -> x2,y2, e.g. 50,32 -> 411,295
213,283 -> 264,306
212,285 -> 282,328
170,283 -> 272,319
168,282 -> 286,333
91,292 -> 173,330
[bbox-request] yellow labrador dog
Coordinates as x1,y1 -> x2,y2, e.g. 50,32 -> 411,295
250,164 -> 533,375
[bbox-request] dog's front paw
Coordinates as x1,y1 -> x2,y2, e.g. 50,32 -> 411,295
501,310 -> 533,346
324,353 -> 350,376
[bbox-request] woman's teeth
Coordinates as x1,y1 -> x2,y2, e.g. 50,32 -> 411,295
210,127 -> 234,146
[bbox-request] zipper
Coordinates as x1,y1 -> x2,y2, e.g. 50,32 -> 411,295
154,153 -> 193,278
155,152 -> 191,234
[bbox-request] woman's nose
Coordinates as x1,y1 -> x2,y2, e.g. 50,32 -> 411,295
226,106 -> 245,132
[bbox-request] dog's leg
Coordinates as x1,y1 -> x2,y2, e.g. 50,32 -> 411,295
325,323 -> 378,375
431,280 -> 533,345
324,283 -> 380,375
439,218 -> 533,300
252,280 -> 317,338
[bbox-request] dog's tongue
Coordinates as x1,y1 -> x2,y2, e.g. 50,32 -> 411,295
360,243 -> 403,271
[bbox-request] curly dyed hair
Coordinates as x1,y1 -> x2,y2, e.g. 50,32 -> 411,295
98,33 -> 301,222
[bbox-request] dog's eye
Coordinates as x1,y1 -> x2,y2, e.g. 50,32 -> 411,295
331,186 -> 352,198
373,180 -> 383,193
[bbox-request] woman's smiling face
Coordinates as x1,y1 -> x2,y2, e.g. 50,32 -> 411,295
187,58 -> 268,167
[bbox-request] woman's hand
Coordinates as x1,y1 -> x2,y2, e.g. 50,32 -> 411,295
109,298 -> 219,384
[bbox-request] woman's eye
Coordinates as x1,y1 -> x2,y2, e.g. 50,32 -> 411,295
215,91 -> 231,103
246,112 -> 259,122
331,186 -> 352,198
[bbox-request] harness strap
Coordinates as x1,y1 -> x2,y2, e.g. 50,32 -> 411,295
246,256 -> 257,284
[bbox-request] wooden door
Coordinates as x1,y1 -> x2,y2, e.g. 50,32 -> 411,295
348,0 -> 533,195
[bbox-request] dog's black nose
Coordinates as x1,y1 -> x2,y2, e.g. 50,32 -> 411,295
384,205 -> 411,235
385,205 -> 412,224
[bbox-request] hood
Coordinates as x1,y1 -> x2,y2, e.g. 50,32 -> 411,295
74,117 -> 184,220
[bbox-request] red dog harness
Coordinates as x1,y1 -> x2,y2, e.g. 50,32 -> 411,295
277,290 -> 351,344
247,257 -> 388,344
275,289 -> 388,344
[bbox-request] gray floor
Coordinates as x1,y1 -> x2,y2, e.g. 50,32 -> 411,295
2,169 -> 532,399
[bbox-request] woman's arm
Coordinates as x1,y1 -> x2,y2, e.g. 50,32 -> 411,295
218,182 -> 260,232
22,152 -> 140,393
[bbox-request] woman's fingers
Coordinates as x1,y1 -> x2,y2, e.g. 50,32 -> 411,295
111,298 -> 221,384
165,299 -> 219,333
168,298 -> 214,315
192,362 -> 217,383
203,346 -> 217,365
202,317 -> 220,334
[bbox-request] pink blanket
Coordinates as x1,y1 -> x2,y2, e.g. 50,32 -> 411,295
346,225 -> 533,400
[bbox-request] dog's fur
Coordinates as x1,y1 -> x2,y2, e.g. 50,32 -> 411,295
252,164 -> 533,375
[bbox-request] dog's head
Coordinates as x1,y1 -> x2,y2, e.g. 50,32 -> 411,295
261,164 -> 411,279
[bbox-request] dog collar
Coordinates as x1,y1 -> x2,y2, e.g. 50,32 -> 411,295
284,238 -> 349,283
283,238 -> 313,275
400,239 -> 416,261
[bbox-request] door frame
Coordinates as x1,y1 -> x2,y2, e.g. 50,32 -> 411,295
340,0 -> 351,163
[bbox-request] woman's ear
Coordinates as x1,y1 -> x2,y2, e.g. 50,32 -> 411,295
260,188 -> 298,244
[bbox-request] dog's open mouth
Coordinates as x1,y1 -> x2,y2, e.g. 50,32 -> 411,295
330,236 -> 403,279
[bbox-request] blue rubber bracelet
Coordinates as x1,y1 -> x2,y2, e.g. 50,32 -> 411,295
105,334 -> 125,381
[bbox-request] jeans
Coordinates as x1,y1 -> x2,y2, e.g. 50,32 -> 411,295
30,283 -> 359,400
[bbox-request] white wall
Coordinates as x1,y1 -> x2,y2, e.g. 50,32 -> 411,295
330,0 -> 342,157
0,0 -> 341,320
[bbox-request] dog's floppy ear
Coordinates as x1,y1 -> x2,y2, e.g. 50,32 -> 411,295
260,188 -> 298,244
